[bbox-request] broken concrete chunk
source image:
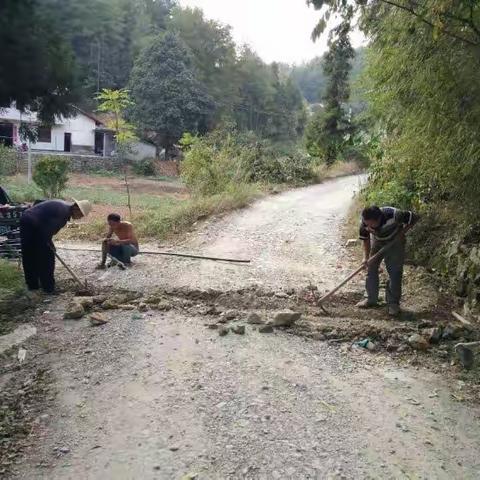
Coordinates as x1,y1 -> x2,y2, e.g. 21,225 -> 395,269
224,310 -> 236,320
442,324 -> 465,340
232,325 -> 246,335
89,312 -> 109,326
64,302 -> 85,320
73,296 -> 94,309
422,327 -> 442,344
408,333 -> 429,351
218,326 -> 229,337
92,295 -> 108,305
101,299 -> 119,310
272,310 -> 302,327
138,302 -> 148,312
247,313 -> 264,325
259,325 -> 274,334
154,301 -> 172,311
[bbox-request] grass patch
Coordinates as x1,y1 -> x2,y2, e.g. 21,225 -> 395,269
0,259 -> 24,293
64,182 -> 262,241
0,260 -> 27,335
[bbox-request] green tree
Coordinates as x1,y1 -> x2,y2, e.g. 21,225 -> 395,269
0,0 -> 79,121
290,56 -> 326,104
128,32 -> 215,158
308,0 -> 480,47
167,6 -> 238,120
96,88 -> 136,144
305,16 -> 354,164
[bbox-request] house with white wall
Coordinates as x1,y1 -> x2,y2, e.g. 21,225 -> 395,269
0,105 -> 155,160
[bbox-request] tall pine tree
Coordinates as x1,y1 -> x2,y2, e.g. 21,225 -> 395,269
305,14 -> 354,164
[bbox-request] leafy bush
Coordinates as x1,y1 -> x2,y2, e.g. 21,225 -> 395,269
132,158 -> 156,176
182,126 -> 317,195
33,156 -> 69,198
245,148 -> 316,184
0,145 -> 19,177
179,132 -> 198,152
181,128 -> 251,196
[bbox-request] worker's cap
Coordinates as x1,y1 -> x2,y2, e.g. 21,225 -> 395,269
72,199 -> 92,218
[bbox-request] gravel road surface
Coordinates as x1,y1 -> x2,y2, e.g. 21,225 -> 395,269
10,176 -> 480,479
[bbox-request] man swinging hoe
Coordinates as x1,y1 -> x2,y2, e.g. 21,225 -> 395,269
20,199 -> 92,294
356,205 -> 419,316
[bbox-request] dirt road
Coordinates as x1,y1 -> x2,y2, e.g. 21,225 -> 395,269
11,176 -> 480,479
59,175 -> 366,293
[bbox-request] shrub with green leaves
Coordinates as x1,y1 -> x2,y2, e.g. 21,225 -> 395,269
33,156 -> 69,198
0,145 -> 18,177
131,158 -> 156,177
182,126 -> 317,195
181,131 -> 249,196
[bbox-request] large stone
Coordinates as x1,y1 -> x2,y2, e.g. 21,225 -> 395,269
247,313 -> 264,325
259,325 -> 274,334
154,301 -> 172,311
218,326 -> 229,337
272,310 -> 302,327
64,302 -> 85,320
442,324 -> 465,340
232,325 -> 246,335
138,303 -> 148,312
422,327 -> 442,344
101,298 -> 119,310
93,295 -> 108,305
408,334 -> 429,351
73,296 -> 94,309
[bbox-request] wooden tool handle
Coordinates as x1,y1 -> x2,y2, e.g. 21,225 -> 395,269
318,233 -> 403,305
54,251 -> 85,287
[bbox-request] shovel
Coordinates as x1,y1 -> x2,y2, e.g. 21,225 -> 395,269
316,231 -> 405,314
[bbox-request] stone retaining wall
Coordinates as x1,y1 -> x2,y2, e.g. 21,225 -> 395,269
15,153 -> 180,177
18,153 -> 122,173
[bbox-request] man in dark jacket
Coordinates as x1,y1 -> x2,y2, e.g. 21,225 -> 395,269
20,199 -> 91,293
357,205 -> 419,316
0,186 -> 12,205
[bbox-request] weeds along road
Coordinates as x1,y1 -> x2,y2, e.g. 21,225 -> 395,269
14,175 -> 480,479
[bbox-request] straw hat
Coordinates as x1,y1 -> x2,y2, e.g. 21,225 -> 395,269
72,199 -> 92,218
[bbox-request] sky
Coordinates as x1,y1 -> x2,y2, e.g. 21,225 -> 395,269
179,0 -> 366,65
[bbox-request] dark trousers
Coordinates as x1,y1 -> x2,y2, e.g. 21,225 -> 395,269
20,220 -> 55,292
366,237 -> 406,306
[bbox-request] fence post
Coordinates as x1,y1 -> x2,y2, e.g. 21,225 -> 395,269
27,142 -> 32,183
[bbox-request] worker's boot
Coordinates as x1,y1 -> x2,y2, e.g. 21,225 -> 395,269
355,299 -> 378,309
387,304 -> 400,317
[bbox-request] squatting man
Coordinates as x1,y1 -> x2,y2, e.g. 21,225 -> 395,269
97,213 -> 139,269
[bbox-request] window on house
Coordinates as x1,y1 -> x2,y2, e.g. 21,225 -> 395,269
37,126 -> 51,143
